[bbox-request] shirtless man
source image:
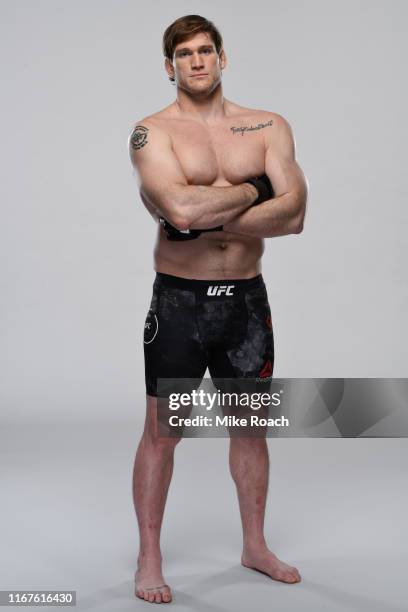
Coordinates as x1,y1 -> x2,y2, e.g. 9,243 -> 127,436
129,14 -> 308,604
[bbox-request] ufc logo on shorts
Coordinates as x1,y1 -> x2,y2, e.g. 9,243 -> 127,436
207,285 -> 235,296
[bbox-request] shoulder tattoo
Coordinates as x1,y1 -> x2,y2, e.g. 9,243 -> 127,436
130,125 -> 149,150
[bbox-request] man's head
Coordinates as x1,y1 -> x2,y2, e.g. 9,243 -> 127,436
163,15 -> 226,95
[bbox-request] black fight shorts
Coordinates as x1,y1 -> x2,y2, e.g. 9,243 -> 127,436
143,272 -> 274,398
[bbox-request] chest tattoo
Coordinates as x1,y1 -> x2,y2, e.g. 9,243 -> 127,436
230,119 -> 273,136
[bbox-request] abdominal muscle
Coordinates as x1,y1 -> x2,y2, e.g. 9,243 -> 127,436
154,226 -> 264,280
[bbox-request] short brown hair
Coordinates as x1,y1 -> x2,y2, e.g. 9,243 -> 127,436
162,14 -> 223,64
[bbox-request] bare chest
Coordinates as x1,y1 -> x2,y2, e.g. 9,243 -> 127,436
164,119 -> 267,186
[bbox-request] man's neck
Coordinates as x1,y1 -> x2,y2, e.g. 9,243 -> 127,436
174,84 -> 227,123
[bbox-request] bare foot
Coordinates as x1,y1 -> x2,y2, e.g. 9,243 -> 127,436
241,548 -> 301,584
134,555 -> 172,604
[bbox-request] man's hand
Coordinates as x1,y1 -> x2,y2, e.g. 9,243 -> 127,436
159,218 -> 223,241
159,218 -> 224,241
245,174 -> 275,205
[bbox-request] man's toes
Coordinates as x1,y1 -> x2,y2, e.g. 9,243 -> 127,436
277,569 -> 298,583
137,588 -> 147,600
162,588 -> 172,603
154,591 -> 162,603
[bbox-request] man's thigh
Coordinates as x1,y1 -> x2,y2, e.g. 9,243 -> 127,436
208,281 -> 274,385
143,281 -> 208,398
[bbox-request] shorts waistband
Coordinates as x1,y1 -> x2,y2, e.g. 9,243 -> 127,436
153,272 -> 264,299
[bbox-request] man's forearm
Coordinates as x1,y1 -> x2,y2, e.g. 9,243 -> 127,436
223,191 -> 304,238
167,183 -> 258,230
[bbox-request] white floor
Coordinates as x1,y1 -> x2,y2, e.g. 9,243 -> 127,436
1,421 -> 407,611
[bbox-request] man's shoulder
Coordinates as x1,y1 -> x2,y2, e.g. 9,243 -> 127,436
128,108 -> 176,153
250,109 -> 291,133
129,105 -> 176,138
226,105 -> 292,145
227,102 -> 289,125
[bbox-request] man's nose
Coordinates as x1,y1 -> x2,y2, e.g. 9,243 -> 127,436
191,53 -> 204,69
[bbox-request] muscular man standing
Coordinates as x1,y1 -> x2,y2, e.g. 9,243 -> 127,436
129,15 -> 308,604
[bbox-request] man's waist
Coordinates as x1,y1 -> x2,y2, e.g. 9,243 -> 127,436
153,271 -> 265,300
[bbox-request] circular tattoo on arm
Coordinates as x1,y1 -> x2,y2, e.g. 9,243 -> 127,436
130,125 -> 149,150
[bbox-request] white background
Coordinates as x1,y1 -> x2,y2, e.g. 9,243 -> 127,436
1,2 -> 407,611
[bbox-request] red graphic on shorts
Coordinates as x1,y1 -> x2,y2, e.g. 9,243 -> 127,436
259,359 -> 273,378
265,315 -> 272,329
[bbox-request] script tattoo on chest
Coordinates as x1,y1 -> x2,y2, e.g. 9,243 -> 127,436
230,118 -> 273,136
130,125 -> 149,149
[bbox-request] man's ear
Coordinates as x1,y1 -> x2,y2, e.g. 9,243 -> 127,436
164,57 -> 175,81
219,48 -> 227,71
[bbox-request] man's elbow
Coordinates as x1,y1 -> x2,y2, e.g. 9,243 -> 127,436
163,201 -> 192,231
161,186 -> 193,231
291,194 -> 307,234
289,208 -> 306,235
292,217 -> 304,234
159,204 -> 190,231
167,214 -> 191,232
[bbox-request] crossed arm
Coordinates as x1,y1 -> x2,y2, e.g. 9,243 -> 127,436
128,114 -> 307,238
223,115 -> 308,237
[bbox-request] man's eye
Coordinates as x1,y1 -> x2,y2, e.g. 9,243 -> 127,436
178,49 -> 211,57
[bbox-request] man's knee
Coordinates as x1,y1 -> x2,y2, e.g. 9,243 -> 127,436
142,428 -> 182,455
142,395 -> 182,452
